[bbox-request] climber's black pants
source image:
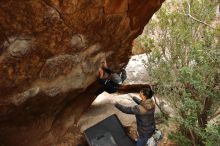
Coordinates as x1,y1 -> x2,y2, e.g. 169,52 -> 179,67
95,79 -> 119,96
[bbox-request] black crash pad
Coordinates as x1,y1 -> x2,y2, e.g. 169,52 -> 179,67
84,114 -> 135,146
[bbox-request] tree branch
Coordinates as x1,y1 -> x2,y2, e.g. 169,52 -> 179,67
184,0 -> 216,30
208,110 -> 220,121
187,14 -> 215,29
189,129 -> 197,146
198,97 -> 212,128
153,96 -> 170,119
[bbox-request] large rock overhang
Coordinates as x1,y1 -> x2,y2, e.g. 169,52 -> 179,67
0,0 -> 164,146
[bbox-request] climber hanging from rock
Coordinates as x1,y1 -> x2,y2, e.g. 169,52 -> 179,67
96,59 -> 127,95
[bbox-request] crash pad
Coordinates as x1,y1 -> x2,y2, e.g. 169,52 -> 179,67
84,114 -> 135,146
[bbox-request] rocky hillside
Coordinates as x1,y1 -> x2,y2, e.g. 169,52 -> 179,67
0,0 -> 164,146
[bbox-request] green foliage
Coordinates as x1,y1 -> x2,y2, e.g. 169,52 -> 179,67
204,121 -> 220,146
136,0 -> 220,145
168,132 -> 193,146
155,111 -> 168,125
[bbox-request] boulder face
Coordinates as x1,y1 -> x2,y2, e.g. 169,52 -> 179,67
0,0 -> 164,146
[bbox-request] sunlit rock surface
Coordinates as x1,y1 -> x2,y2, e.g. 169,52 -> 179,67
124,54 -> 150,84
0,1 -> 164,146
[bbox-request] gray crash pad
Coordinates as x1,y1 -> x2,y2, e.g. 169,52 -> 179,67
84,114 -> 135,146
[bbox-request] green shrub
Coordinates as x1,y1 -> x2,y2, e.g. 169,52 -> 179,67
136,0 -> 220,145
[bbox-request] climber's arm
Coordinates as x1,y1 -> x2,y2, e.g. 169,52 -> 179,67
114,103 -> 142,115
